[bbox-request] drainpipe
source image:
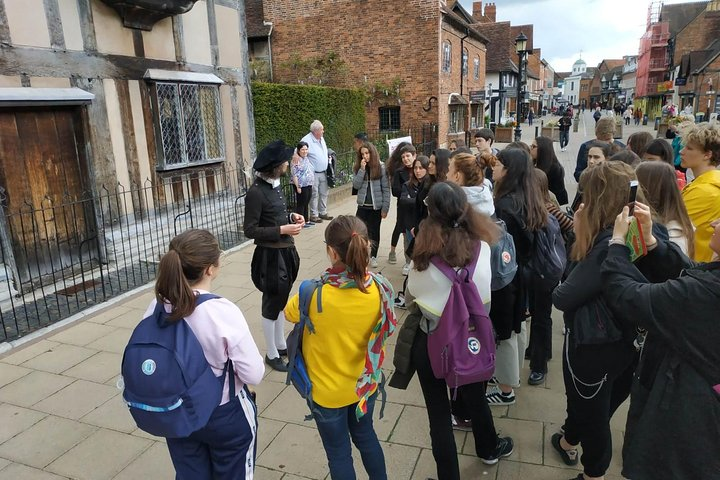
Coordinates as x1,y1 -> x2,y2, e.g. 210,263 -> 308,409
460,28 -> 469,138
460,29 -> 469,96
265,22 -> 274,82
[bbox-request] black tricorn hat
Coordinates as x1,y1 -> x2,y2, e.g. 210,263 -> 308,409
254,140 -> 294,172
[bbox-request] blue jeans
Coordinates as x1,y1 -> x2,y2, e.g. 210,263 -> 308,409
313,392 -> 387,480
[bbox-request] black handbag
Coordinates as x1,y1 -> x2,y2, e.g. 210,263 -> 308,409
573,296 -> 623,345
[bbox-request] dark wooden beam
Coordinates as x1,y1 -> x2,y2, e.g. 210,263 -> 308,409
206,0 -> 219,67
236,0 -> 256,159
76,0 -> 97,52
0,1 -> 11,45
0,46 -> 244,84
171,15 -> 186,64
44,0 -> 66,50
132,29 -> 145,58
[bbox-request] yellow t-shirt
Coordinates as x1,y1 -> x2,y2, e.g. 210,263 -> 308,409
284,282 -> 381,408
682,169 -> 720,262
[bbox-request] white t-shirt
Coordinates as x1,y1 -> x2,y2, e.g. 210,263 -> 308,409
407,241 -> 492,333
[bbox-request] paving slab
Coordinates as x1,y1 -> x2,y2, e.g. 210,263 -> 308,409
0,370 -> 74,407
45,429 -> 151,480
80,393 -> 137,433
111,441 -> 174,480
0,403 -> 47,444
0,362 -> 32,388
0,415 -> 96,468
33,379 -> 118,420
19,343 -> 97,375
0,462 -> 68,480
62,351 -> 123,384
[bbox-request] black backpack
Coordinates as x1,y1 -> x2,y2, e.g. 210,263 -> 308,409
528,214 -> 567,290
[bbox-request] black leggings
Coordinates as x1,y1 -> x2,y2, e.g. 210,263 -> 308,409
412,330 -> 498,480
391,211 -> 402,247
295,186 -> 312,220
562,333 -> 637,477
528,276 -> 555,374
356,206 -> 382,258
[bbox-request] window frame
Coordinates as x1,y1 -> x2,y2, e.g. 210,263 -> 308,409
379,106 -> 401,132
442,41 -> 452,73
149,81 -> 226,171
462,48 -> 469,78
448,104 -> 466,134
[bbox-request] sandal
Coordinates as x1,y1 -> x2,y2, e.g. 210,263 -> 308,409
551,433 -> 579,466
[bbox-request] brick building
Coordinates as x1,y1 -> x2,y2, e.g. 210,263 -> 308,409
247,0 -> 488,148
470,2 -> 538,125
667,0 -> 720,119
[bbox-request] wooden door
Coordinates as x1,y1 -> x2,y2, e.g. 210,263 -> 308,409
0,107 -> 94,284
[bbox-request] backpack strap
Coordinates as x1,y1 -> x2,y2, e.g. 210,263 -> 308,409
429,241 -> 481,281
194,294 -> 235,398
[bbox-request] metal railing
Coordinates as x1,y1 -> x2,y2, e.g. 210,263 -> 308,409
0,163 -> 249,342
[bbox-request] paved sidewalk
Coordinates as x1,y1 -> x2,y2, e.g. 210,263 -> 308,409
0,115 -> 656,480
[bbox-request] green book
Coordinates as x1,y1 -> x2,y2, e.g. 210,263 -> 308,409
625,217 -> 648,262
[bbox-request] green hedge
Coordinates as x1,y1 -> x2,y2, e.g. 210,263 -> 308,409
252,82 -> 366,152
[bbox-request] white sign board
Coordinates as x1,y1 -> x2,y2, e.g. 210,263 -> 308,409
387,136 -> 412,158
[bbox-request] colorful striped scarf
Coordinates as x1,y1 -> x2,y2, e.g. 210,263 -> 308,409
320,268 -> 396,420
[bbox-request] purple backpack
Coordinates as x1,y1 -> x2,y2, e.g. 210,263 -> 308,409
427,243 -> 496,388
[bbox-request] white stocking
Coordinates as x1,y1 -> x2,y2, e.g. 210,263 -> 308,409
262,317 -> 279,359
275,312 -> 288,350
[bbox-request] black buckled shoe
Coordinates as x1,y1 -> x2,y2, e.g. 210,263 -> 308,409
265,355 -> 288,372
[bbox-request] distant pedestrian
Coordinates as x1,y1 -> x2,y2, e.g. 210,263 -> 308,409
558,111 -> 572,151
593,107 -> 601,124
244,140 -> 304,372
291,142 -> 314,226
528,108 -> 535,126
634,107 -> 642,126
574,117 -> 626,181
623,108 -> 632,126
302,120 -> 334,224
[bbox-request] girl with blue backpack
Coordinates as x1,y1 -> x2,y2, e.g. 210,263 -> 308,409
283,215 -> 396,480
147,229 -> 265,479
406,182 -> 514,479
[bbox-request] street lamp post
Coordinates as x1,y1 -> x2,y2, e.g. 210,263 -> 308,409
514,32 -> 529,142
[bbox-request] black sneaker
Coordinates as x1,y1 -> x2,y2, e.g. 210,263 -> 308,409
394,293 -> 406,310
528,371 -> 546,385
265,355 -> 288,372
277,348 -> 288,357
480,436 -> 514,465
551,433 -> 579,466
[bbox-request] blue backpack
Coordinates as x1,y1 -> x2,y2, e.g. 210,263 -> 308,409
528,214 -> 567,290
490,219 -> 518,291
121,294 -> 229,438
286,279 -> 322,420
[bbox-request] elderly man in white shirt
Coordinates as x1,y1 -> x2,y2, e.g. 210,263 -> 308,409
301,120 -> 333,223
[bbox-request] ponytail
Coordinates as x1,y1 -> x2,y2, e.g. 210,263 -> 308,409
346,233 -> 371,293
325,216 -> 371,293
154,229 -> 221,321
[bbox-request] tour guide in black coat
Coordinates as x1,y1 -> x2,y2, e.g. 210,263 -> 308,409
601,209 -> 720,480
244,140 -> 304,372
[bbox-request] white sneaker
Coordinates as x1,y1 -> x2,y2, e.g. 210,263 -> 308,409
402,263 -> 411,276
371,257 -> 378,268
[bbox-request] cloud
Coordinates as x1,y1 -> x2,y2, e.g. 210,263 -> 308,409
459,0 -> 698,71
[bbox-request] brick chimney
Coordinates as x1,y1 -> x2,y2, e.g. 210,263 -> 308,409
472,1 -> 484,21
484,2 -> 497,22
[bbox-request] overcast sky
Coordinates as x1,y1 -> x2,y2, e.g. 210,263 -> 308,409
458,0 -> 703,72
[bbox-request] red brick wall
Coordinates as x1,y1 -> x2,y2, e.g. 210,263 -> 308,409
674,10 -> 720,66
263,0 -> 441,138
439,22 -> 487,144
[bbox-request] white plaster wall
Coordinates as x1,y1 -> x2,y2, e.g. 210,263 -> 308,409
92,0 -> 135,57
57,0 -> 84,51
182,1 -> 212,66
215,5 -> 243,68
5,0 -> 51,48
103,79 -> 132,215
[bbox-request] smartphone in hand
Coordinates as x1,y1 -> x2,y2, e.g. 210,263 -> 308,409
628,180 -> 639,216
